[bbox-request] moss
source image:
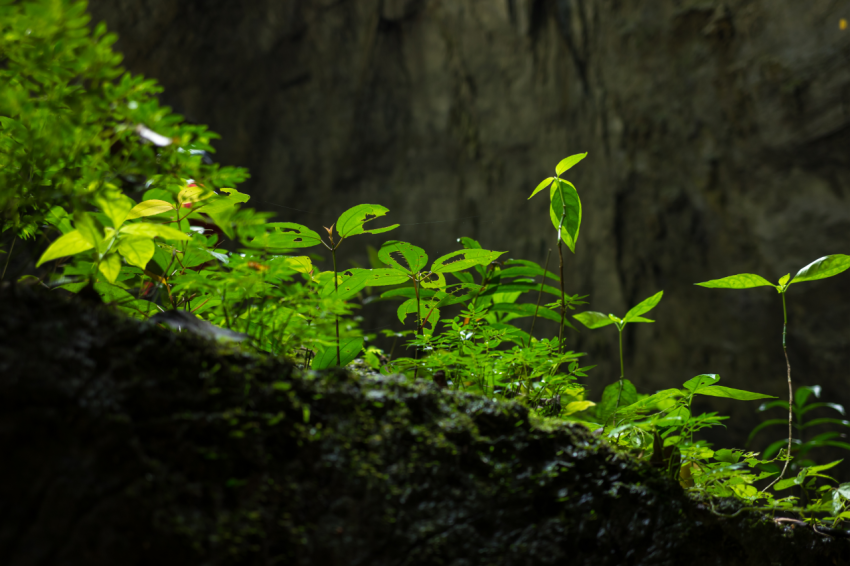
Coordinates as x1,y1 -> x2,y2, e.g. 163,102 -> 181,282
1,284 -> 849,565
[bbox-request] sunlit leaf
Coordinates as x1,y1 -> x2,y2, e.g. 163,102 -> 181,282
549,179 -> 581,253
623,291 -> 663,323
790,254 -> 850,285
127,199 -> 175,220
120,223 -> 190,240
98,253 -> 121,283
249,222 -> 322,249
564,400 -> 595,415
599,379 -> 638,424
363,268 -> 410,287
321,268 -> 373,300
573,311 -> 615,329
95,191 -> 134,229
117,236 -> 155,268
528,177 -> 553,200
694,385 -> 775,401
431,249 -> 505,273
555,152 -> 587,176
36,230 -> 94,266
695,273 -> 775,290
283,256 -> 313,274
336,204 -> 398,238
379,241 -> 428,273
682,374 -> 720,391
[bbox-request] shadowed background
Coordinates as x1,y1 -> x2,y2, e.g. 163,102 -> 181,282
85,0 -> 850,448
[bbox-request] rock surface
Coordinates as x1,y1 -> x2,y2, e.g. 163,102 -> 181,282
2,285 -> 849,565
84,0 -> 850,445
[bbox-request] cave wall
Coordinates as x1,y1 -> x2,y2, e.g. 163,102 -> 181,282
85,0 -> 850,442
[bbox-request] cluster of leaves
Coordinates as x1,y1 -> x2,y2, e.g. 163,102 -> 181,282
7,0 -> 850,531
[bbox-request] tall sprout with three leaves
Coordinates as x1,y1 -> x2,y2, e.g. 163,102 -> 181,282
573,291 -> 664,425
528,153 -> 586,349
249,204 -> 398,365
696,254 -> 850,489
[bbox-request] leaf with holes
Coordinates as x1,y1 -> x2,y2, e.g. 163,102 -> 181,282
336,204 -> 399,238
321,269 -> 373,300
250,222 -> 322,249
378,241 -> 428,273
431,249 -> 505,273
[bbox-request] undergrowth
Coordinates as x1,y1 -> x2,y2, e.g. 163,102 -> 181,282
4,0 -> 850,530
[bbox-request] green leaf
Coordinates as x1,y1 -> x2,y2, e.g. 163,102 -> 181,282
431,249 -> 505,273
283,256 -> 313,274
458,236 -> 482,249
773,477 -> 801,491
117,237 -> 155,268
396,299 -> 441,333
378,241 -> 428,273
549,179 -> 582,253
695,273 -> 775,290
573,311 -> 615,329
363,268 -> 410,287
528,177 -> 553,200
321,269 -> 373,300
336,204 -> 399,238
795,385 -> 821,408
599,379 -> 638,424
256,222 -> 322,249
489,303 -> 562,323
420,271 -> 446,289
95,191 -> 134,229
126,199 -> 175,219
791,255 -> 850,285
694,385 -> 775,401
778,273 -> 790,286
746,419 -> 788,445
75,212 -> 104,252
120,223 -> 190,241
98,253 -> 122,284
682,374 -> 720,391
714,449 -> 741,464
623,291 -> 663,323
555,152 -> 587,176
36,230 -> 94,266
312,336 -> 364,370
808,460 -> 843,474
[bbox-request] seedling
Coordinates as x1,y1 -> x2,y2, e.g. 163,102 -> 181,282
573,291 -> 663,424
696,254 -> 850,489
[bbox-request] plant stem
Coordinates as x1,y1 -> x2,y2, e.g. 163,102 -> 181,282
332,245 -> 340,366
413,276 -> 421,378
528,249 -> 551,346
614,327 -> 625,416
1,237 -> 15,281
555,180 -> 569,353
764,292 -> 793,492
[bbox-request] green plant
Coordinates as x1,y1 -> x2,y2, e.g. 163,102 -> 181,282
696,255 -> 850,488
749,385 -> 850,472
572,291 -> 663,425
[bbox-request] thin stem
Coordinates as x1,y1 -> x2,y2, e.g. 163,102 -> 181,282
614,327 -> 625,416
1,237 -> 15,281
555,179 -> 569,352
332,245 -> 340,366
413,276 -> 421,378
764,292 -> 793,493
528,249 -> 552,345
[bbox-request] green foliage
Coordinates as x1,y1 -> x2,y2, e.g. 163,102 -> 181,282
8,0 -> 850,530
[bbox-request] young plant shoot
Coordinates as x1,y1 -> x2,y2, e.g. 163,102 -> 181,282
696,254 -> 850,490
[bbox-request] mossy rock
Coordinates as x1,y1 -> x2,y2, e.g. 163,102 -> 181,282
0,284 -> 846,565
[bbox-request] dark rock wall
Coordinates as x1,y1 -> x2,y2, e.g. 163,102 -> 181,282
85,0 -> 850,442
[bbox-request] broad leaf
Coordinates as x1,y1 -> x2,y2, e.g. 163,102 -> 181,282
528,177 -> 553,200
363,268 -> 410,287
682,374 -> 720,391
321,269 -> 373,300
458,236 -> 482,250
120,223 -> 190,241
599,379 -> 638,424
396,299 -> 440,333
96,191 -> 134,229
431,249 -> 505,273
694,385 -> 775,401
489,303 -> 562,324
36,230 -> 94,266
549,179 -> 581,253
98,253 -> 121,284
695,273 -> 775,290
420,271 -> 446,289
573,311 -> 615,329
379,241 -> 428,273
178,184 -> 214,205
118,237 -> 155,268
623,290 -> 663,322
283,256 -> 314,274
312,336 -> 364,370
75,212 -> 104,252
791,254 -> 850,285
555,152 -> 587,176
126,199 -> 175,219
250,222 -> 322,249
336,204 -> 399,238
